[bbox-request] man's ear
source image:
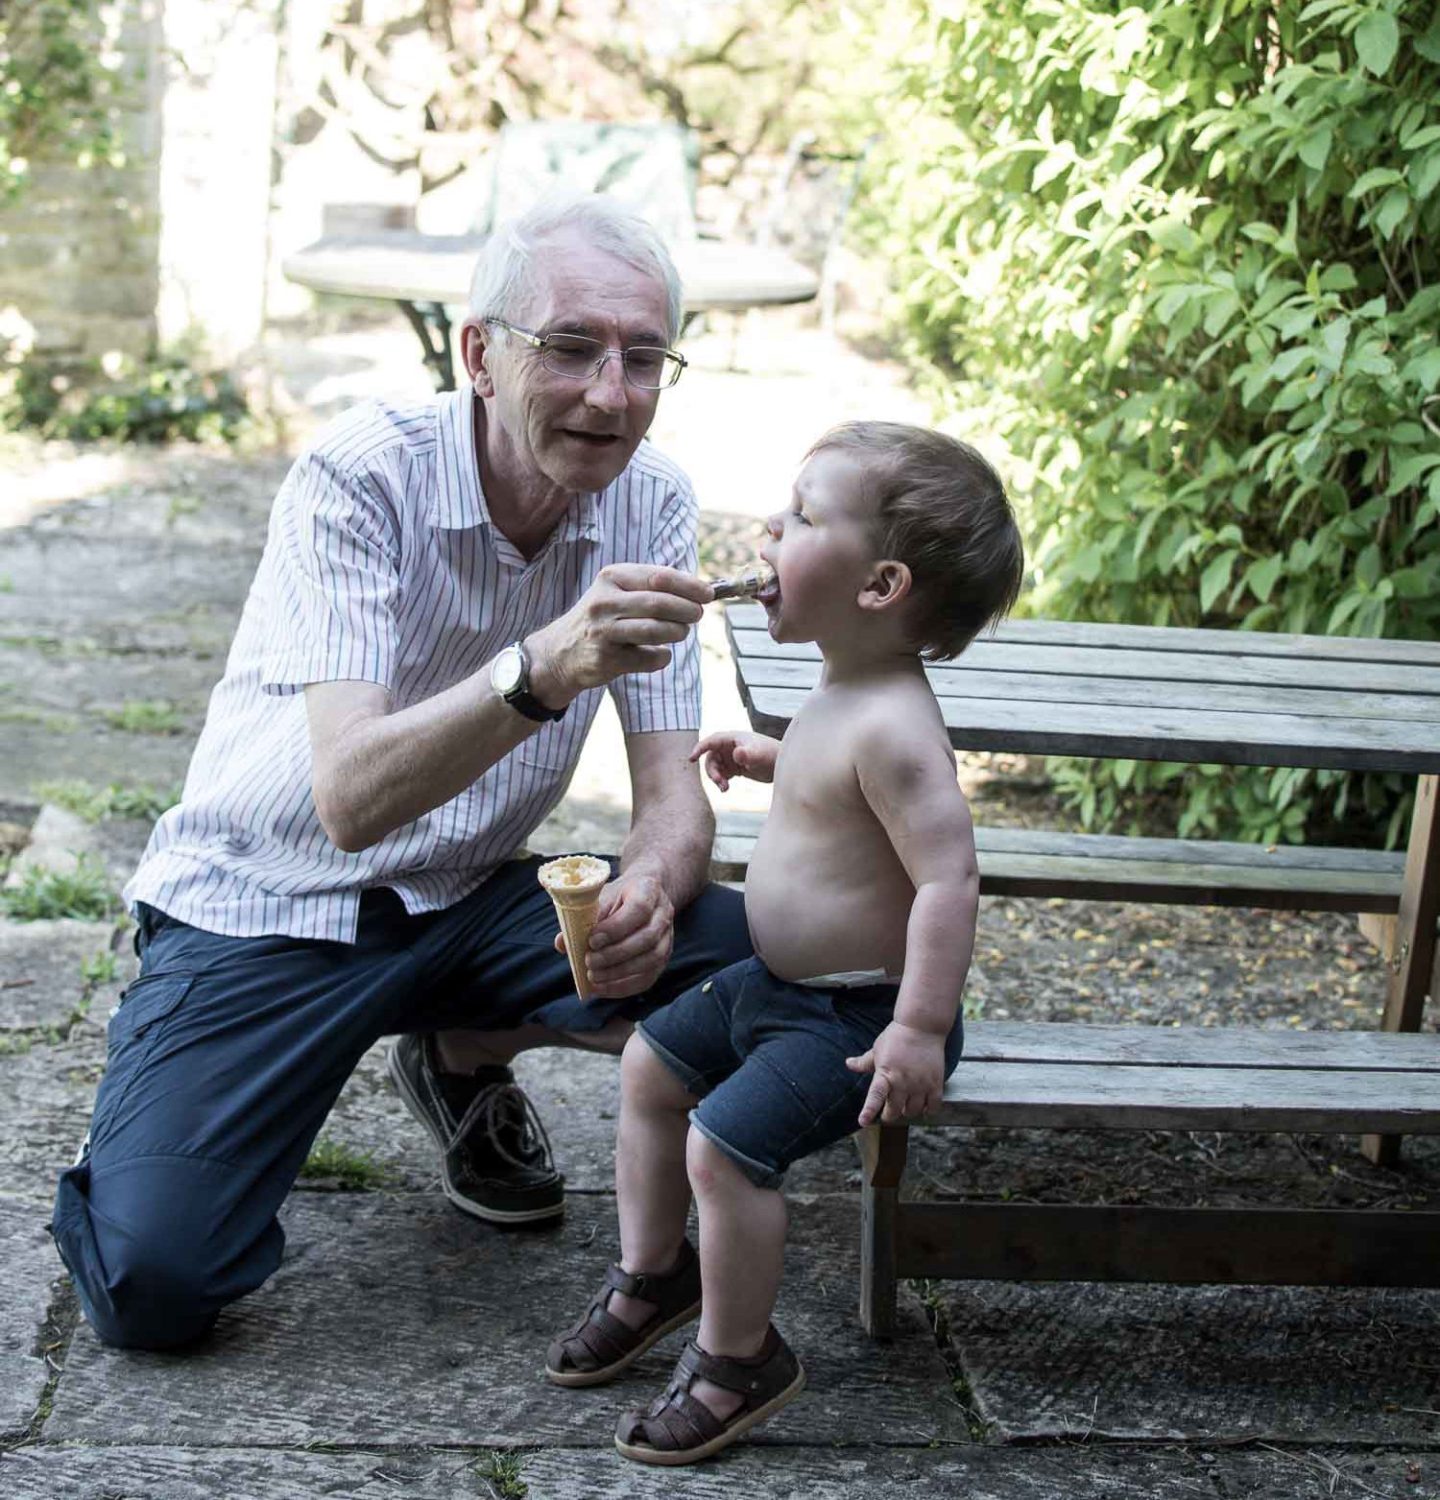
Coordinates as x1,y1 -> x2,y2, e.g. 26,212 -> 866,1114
460,319 -> 495,398
857,560 -> 912,614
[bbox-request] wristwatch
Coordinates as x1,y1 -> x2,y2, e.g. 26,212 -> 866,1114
491,640 -> 566,723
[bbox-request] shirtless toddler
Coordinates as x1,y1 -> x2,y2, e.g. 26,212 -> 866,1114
545,421 -> 1025,1464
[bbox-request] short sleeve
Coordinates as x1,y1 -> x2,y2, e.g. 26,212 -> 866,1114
611,475 -> 702,734
260,447 -> 402,697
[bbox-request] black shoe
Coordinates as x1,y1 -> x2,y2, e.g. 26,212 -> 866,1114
387,1033 -> 564,1225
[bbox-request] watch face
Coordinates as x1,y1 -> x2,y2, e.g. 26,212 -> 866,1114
492,644 -> 525,696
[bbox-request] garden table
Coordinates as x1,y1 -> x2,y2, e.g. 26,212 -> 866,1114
282,231 -> 818,391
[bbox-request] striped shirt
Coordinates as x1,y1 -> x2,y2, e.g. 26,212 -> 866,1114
124,385 -> 701,942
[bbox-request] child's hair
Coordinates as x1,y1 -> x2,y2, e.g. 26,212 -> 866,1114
807,421 -> 1025,660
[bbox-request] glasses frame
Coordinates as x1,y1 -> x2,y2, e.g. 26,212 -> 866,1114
484,318 -> 688,391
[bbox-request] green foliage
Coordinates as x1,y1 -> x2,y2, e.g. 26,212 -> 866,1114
101,699 -> 187,735
299,1138 -> 392,1191
475,1451 -> 529,1499
871,0 -> 1440,844
2,353 -> 250,444
1,855 -> 117,921
34,779 -> 182,824
0,0 -> 127,203
81,948 -> 118,985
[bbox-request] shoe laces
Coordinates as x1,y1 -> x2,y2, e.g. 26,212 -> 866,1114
451,1079 -> 555,1173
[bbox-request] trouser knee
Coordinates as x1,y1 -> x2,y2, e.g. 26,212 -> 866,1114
53,1160 -> 282,1351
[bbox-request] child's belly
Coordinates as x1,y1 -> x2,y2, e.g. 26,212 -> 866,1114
744,823 -> 912,982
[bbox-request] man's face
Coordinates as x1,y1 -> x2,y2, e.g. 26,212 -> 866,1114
475,232 -> 672,501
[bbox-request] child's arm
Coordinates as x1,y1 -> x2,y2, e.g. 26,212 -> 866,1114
688,730 -> 782,792
845,722 -> 979,1127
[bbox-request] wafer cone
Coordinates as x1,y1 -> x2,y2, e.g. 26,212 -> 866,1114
537,855 -> 611,1001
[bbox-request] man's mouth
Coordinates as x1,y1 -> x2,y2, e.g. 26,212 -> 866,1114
561,428 -> 622,448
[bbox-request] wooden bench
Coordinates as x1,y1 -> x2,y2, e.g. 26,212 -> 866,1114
857,1022 -> 1440,1335
719,609 -> 1440,1332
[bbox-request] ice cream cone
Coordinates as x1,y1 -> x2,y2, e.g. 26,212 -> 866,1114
537,855 -> 611,1001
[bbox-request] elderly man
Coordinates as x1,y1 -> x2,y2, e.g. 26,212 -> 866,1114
52,194 -> 752,1350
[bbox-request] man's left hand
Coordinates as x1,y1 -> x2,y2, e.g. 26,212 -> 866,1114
554,871 -> 674,999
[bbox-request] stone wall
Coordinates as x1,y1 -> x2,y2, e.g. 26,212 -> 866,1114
0,0 -> 165,362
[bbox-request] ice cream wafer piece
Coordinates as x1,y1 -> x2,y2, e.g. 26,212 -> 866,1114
708,564 -> 776,601
537,854 -> 611,1000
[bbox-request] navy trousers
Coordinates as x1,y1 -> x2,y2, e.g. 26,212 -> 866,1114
51,857 -> 750,1350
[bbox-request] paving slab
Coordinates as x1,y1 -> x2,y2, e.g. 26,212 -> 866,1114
0,917 -> 131,1031
9,1440 -> 1430,1499
0,1199 -> 63,1438
949,1280 -> 1440,1445
0,1031 -> 106,1203
47,1193 -> 959,1449
0,531 -> 257,654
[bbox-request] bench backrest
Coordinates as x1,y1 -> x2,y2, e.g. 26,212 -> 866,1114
477,121 -> 700,244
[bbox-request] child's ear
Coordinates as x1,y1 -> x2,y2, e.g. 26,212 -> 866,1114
460,320 -> 496,398
857,560 -> 912,614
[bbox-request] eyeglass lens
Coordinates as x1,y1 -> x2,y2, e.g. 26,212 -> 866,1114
541,334 -> 682,389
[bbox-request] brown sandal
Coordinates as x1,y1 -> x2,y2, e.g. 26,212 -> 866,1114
613,1324 -> 806,1466
544,1239 -> 701,1387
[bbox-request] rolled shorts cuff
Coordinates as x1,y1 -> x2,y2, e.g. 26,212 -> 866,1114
633,1019 -> 709,1096
686,1111 -> 785,1191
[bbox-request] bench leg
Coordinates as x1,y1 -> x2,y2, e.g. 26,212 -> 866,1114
1364,774 -> 1440,1167
857,1124 -> 909,1339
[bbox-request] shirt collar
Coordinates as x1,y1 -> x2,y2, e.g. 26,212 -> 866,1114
427,383 -> 491,531
428,383 -> 602,543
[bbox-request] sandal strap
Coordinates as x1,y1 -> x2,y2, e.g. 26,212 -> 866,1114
603,1238 -> 697,1305
675,1330 -> 797,1404
557,1304 -> 635,1371
625,1389 -> 724,1450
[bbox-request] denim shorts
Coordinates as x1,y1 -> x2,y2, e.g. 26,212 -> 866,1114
636,956 -> 964,1189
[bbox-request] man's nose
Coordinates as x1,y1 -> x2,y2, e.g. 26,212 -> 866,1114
585,352 -> 630,409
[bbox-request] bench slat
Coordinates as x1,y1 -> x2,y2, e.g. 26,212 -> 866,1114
734,651 -> 1440,725
739,682 -> 1440,772
727,619 -> 1440,699
710,818 -> 1405,912
963,1021 -> 1440,1071
894,1203 -> 1440,1287
724,603 -> 1440,669
926,1061 -> 1440,1132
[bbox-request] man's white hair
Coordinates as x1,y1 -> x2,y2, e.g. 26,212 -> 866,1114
468,191 -> 684,343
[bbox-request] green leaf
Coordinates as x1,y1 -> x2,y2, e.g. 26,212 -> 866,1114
1373,186 -> 1411,239
1318,263 -> 1358,291
1355,11 -> 1399,76
1247,552 -> 1284,603
1404,348 -> 1440,390
1349,167 -> 1403,198
1199,551 -> 1236,612
1298,127 -> 1332,171
1411,149 -> 1440,200
1390,453 -> 1440,491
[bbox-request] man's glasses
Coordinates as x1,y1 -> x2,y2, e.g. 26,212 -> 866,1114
485,318 -> 687,390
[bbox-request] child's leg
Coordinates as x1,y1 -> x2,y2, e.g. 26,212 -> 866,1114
686,1127 -> 787,1421
607,1030 -> 698,1329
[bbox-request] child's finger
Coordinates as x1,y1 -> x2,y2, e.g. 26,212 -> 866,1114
554,932 -> 566,954
845,1050 -> 874,1074
857,1074 -> 890,1126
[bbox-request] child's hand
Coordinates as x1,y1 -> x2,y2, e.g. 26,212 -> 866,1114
846,1021 -> 946,1126
689,731 -> 780,791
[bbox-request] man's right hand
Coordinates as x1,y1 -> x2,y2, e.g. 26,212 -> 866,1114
526,565 -> 711,708
690,730 -> 781,790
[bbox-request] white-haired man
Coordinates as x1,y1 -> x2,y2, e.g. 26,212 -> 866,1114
52,194 -> 751,1350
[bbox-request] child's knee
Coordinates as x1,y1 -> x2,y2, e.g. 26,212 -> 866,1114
685,1124 -> 749,1196
621,1031 -> 691,1113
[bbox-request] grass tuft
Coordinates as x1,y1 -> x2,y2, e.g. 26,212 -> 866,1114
476,1450 -> 529,1498
299,1137 -> 392,1191
34,778 -> 182,823
1,855 -> 117,921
